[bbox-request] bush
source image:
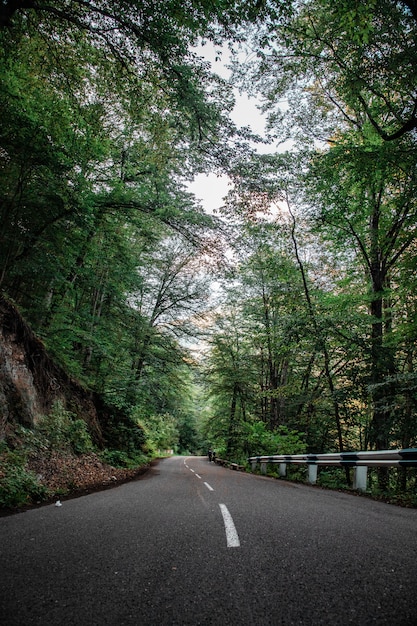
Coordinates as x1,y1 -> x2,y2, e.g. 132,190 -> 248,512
35,402 -> 94,455
0,452 -> 48,507
244,422 -> 306,457
36,402 -> 74,450
102,408 -> 146,456
67,420 -> 94,455
137,413 -> 179,454
317,467 -> 348,489
100,449 -> 148,469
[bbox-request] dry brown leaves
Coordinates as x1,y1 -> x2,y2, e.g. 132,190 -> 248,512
27,451 -> 148,496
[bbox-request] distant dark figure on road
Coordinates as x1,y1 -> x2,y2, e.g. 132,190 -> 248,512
208,448 -> 213,462
212,450 -> 216,463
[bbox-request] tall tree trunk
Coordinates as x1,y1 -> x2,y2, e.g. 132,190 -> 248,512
41,207 -> 106,331
262,289 -> 280,428
226,383 -> 239,457
367,198 -> 397,489
288,199 -> 346,460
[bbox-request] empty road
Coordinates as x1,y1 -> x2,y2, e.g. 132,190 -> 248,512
1,456 -> 416,625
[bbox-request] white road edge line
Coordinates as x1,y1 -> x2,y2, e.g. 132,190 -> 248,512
195,473 -> 202,479
219,504 -> 240,548
204,482 -> 214,491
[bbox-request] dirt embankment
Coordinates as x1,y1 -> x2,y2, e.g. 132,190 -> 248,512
0,452 -> 154,516
0,295 -> 103,440
28,452 -> 150,496
0,295 -> 152,515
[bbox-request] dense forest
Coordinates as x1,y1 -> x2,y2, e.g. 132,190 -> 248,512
1,0 -> 417,505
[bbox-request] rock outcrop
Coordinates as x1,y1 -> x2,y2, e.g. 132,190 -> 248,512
0,295 -> 102,442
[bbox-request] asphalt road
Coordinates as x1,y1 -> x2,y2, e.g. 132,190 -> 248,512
1,456 -> 416,626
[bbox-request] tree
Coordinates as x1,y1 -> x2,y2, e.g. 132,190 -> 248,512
203,305 -> 258,459
227,1 -> 417,463
232,0 -> 417,145
0,0 -> 255,422
236,223 -> 306,429
305,135 -> 417,452
128,237 -> 210,390
1,0 -> 283,468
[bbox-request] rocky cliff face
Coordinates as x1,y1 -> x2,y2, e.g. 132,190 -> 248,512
0,296 -> 102,442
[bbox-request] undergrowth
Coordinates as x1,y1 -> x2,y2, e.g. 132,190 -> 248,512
99,449 -> 149,469
258,464 -> 417,507
0,448 -> 49,507
0,402 -> 150,509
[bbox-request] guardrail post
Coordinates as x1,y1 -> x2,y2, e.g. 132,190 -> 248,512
308,464 -> 317,484
353,466 -> 368,492
248,448 -> 417,492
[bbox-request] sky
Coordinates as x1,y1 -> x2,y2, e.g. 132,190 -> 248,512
187,42 -> 269,215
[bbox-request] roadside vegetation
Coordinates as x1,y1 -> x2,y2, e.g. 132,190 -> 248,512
1,1 -> 417,509
0,401 -> 201,509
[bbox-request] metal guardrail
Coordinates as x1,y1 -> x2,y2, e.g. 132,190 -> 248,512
247,448 -> 417,492
215,458 -> 246,471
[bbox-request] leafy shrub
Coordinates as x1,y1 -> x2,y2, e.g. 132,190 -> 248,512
137,413 -> 179,454
317,467 -> 348,489
36,402 -> 73,450
35,402 -> 93,455
0,452 -> 48,507
100,449 -> 148,469
244,422 -> 306,457
102,409 -> 146,455
67,420 -> 93,455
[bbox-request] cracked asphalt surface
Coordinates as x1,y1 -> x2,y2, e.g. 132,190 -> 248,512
1,456 -> 416,625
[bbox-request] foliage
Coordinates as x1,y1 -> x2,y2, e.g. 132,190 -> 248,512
0,403 -> 150,507
101,408 -> 146,457
67,420 -> 95,456
35,402 -> 94,456
244,423 -> 306,457
317,468 -> 349,491
0,0 -> 253,432
232,0 -> 417,144
177,412 -> 204,455
1,0 -> 417,505
0,402 -> 95,506
0,451 -> 48,508
137,413 -> 179,454
99,449 -> 148,470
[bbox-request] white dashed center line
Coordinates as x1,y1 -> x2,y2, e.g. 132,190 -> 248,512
183,461 -> 239,548
219,504 -> 240,548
